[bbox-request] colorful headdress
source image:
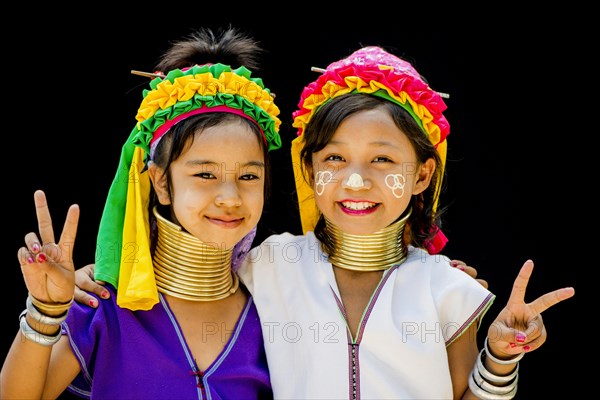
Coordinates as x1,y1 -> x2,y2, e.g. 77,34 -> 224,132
291,46 -> 449,253
95,64 -> 281,310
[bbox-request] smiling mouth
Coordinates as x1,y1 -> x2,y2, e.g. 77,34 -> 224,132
340,201 -> 377,211
207,217 -> 244,228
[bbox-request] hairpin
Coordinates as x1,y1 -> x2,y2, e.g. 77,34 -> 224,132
130,70 -> 166,79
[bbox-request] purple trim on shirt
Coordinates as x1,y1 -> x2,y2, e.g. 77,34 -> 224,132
329,265 -> 400,400
355,265 -> 399,344
445,292 -> 495,345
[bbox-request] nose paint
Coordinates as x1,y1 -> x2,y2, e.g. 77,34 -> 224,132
346,173 -> 364,188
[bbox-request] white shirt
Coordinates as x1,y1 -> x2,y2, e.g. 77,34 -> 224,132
238,232 -> 494,400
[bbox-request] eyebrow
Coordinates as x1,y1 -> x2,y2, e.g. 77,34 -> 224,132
185,160 -> 265,168
328,140 -> 401,150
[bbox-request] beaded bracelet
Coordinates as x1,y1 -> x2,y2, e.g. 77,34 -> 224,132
484,337 -> 525,365
18,311 -> 61,346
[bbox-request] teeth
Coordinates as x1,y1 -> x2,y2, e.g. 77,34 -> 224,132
341,201 -> 376,210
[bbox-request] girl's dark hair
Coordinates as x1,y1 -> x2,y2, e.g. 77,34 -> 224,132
299,94 -> 445,252
147,27 -> 270,250
155,26 -> 263,73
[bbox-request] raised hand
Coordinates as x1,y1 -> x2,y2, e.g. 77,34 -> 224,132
17,190 -> 79,305
486,259 -> 575,360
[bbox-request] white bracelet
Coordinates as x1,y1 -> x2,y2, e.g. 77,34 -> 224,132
468,345 -> 520,399
19,311 -> 61,346
484,337 -> 525,365
477,348 -> 519,383
26,295 -> 68,325
471,368 -> 518,395
468,371 -> 518,400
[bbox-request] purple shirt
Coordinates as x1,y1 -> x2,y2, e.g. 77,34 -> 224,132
62,286 -> 272,399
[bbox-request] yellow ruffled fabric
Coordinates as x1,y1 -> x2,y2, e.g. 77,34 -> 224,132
293,77 -> 442,149
136,71 -> 280,131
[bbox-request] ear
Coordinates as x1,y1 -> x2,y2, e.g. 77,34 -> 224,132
412,158 -> 436,195
148,163 -> 171,205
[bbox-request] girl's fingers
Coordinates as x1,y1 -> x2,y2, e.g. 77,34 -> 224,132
57,204 -> 80,262
507,260 -> 534,305
17,246 -> 52,275
450,260 -> 488,289
17,246 -> 33,266
24,232 -> 42,254
522,314 -> 544,340
30,190 -> 79,265
74,286 -> 99,308
527,287 -> 576,315
75,265 -> 107,298
518,330 -> 546,352
33,190 -> 56,246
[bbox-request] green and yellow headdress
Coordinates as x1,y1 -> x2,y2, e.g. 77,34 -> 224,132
291,46 -> 449,253
95,64 -> 281,310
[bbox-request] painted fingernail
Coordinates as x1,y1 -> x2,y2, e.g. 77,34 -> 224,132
89,299 -> 97,307
515,333 -> 526,343
450,261 -> 458,267
27,256 -> 35,264
101,290 -> 109,299
32,243 -> 40,252
523,345 -> 531,351
509,343 -> 517,348
36,253 -> 46,263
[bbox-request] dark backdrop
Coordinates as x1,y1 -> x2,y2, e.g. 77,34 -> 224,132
3,15 -> 579,399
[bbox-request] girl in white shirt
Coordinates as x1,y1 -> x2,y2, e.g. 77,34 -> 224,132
238,45 -> 574,399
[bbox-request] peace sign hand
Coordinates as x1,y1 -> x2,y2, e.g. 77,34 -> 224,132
486,259 -> 575,361
17,190 -> 80,305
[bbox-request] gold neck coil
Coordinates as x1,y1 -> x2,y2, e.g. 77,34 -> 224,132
324,208 -> 411,272
152,207 -> 239,301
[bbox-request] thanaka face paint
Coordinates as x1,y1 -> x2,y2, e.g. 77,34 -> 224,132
315,170 -> 334,196
385,174 -> 406,199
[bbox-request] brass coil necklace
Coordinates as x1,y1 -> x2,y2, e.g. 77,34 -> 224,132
152,207 -> 239,301
324,208 -> 411,272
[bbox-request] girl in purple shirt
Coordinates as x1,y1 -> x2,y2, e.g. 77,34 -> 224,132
1,27 -> 280,399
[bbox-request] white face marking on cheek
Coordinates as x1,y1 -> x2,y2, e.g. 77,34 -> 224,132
346,173 -> 364,188
385,174 -> 406,199
315,170 -> 334,196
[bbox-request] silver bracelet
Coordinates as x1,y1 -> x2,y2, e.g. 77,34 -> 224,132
484,337 -> 525,365
471,367 -> 518,395
477,349 -> 519,383
468,346 -> 519,399
468,371 -> 518,400
19,311 -> 61,346
26,295 -> 69,325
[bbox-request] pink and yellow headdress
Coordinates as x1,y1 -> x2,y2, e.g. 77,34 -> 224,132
291,46 -> 449,253
95,64 -> 281,310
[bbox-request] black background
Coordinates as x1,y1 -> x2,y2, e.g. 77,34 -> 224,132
2,13 -> 579,400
